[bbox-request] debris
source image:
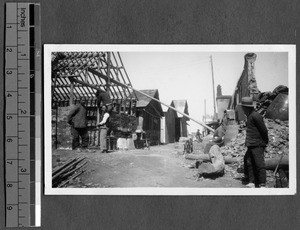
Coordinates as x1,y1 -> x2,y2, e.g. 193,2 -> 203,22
265,93 -> 289,121
256,85 -> 288,118
220,118 -> 289,160
197,145 -> 225,178
185,153 -> 242,164
52,156 -> 88,187
186,153 -> 288,170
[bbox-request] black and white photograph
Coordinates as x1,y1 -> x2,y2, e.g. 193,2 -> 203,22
44,45 -> 296,195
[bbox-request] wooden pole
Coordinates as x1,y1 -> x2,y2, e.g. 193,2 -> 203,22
210,55 -> 217,121
123,85 -> 215,132
106,52 -> 111,93
68,76 -> 215,132
204,99 -> 206,123
55,103 -> 58,149
70,81 -> 74,105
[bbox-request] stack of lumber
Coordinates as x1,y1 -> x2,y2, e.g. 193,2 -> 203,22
52,156 -> 88,188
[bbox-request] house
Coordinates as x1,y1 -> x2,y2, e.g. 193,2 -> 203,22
160,104 -> 177,144
172,100 -> 189,141
135,89 -> 164,145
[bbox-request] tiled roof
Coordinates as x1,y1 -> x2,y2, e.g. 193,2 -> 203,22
172,100 -> 189,118
135,89 -> 163,117
135,89 -> 158,107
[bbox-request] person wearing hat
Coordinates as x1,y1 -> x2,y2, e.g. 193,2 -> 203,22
97,105 -> 111,153
241,97 -> 269,188
67,98 -> 89,152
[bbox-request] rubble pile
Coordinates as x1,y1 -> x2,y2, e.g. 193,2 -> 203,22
220,118 -> 289,159
256,85 -> 288,117
220,131 -> 246,158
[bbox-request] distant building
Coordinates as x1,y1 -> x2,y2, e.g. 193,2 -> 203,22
135,89 -> 164,145
172,100 -> 189,141
160,104 -> 177,144
216,84 -> 232,122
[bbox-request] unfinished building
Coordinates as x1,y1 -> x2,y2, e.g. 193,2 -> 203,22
51,52 -> 138,149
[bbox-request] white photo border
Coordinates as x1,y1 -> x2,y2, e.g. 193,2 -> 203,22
44,44 -> 296,195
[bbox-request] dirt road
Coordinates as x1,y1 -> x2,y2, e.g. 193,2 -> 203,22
53,143 -> 252,188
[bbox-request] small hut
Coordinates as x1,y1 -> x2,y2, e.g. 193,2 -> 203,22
135,89 -> 164,145
172,100 -> 189,141
160,104 -> 177,144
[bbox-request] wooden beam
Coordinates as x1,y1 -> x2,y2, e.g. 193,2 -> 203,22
87,67 -> 128,89
52,83 -> 106,88
69,78 -> 106,93
106,52 -> 111,92
90,75 -> 215,132
70,81 -> 74,105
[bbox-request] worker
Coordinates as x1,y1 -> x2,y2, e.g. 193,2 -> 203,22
67,98 -> 89,152
241,97 -> 269,188
96,90 -> 113,112
221,110 -> 228,125
203,122 -> 227,154
98,105 -> 111,153
195,129 -> 202,142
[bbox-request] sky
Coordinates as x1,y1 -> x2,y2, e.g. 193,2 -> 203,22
120,51 -> 289,133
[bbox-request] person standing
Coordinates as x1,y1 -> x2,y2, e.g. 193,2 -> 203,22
98,105 -> 111,153
241,97 -> 269,188
195,129 -> 202,142
221,110 -> 228,125
96,90 -> 112,112
67,99 -> 89,152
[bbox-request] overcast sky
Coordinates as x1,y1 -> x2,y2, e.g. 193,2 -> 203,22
120,51 -> 288,133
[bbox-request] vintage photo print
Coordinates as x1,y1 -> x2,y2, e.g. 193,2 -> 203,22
44,45 -> 296,195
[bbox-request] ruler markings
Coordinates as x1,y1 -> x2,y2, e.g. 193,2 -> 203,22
5,3 -> 41,227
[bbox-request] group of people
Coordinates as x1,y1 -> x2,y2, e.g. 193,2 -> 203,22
200,96 -> 269,188
66,90 -> 112,153
67,92 -> 269,187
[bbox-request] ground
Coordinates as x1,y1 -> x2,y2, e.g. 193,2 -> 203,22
52,142 -> 276,188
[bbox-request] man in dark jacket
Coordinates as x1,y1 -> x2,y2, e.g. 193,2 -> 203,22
241,97 -> 269,188
96,90 -> 112,111
67,99 -> 89,151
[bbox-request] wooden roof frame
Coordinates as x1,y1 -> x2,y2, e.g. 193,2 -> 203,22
51,51 -> 137,105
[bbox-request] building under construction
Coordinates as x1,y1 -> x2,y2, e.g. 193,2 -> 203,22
51,51 -> 139,149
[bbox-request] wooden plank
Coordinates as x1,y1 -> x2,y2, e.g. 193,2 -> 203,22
87,67 -> 127,89
70,81 -> 74,105
69,77 -> 106,93
106,52 -> 111,92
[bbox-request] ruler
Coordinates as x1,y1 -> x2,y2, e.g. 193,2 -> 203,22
5,3 -> 41,227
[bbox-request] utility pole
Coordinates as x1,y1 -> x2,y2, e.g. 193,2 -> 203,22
210,55 -> 217,121
204,99 -> 206,123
